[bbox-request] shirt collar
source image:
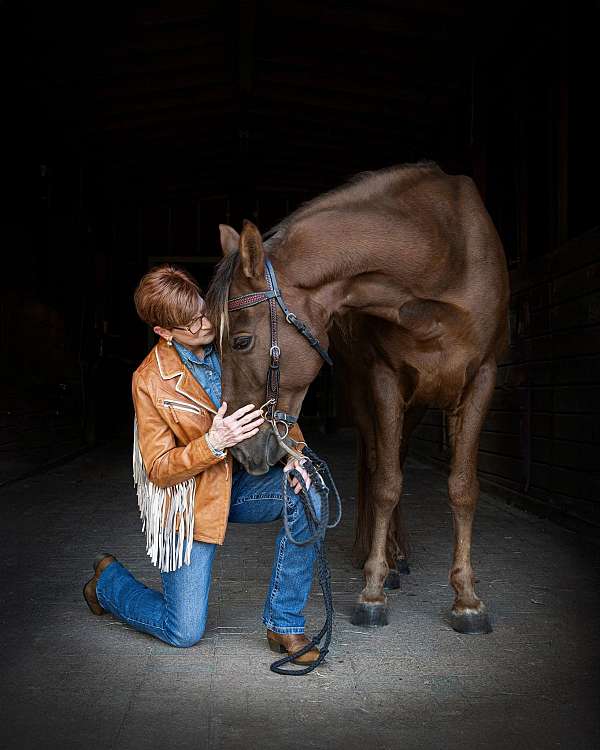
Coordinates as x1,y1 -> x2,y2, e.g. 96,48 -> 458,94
173,340 -> 215,366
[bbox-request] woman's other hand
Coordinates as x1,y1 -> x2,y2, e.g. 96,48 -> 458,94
283,457 -> 311,494
207,401 -> 264,450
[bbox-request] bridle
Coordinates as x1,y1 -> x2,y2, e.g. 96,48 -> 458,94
227,257 -> 333,448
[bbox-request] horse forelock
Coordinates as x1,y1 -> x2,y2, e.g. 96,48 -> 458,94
205,251 -> 240,353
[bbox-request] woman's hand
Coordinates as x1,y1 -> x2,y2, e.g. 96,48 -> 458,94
283,457 -> 311,494
207,401 -> 264,451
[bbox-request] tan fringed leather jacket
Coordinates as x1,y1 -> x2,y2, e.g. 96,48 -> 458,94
131,337 -> 304,573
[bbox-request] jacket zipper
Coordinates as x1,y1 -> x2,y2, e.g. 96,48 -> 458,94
161,399 -> 203,415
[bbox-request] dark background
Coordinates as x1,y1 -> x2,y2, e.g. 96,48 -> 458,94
1,1 -> 598,537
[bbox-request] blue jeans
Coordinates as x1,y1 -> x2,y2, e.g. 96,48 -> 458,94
96,464 -> 322,647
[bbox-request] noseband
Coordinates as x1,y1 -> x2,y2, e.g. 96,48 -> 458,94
227,258 -> 333,436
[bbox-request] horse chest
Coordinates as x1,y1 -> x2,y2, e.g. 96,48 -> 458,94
402,347 -> 476,410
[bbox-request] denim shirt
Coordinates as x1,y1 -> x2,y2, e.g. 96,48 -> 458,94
172,340 -> 222,410
172,339 -> 225,458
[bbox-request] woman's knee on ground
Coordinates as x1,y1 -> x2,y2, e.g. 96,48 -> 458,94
163,619 -> 207,648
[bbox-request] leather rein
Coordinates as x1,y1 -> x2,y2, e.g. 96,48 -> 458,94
227,257 -> 333,451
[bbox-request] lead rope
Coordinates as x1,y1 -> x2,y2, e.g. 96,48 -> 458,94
265,416 -> 342,676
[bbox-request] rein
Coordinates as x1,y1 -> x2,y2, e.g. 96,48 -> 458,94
227,256 -> 341,675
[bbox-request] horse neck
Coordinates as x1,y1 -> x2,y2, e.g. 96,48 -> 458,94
271,228 -> 402,327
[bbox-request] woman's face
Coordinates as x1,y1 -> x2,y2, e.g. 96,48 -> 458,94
156,296 -> 216,348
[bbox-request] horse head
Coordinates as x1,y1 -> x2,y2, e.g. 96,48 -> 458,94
205,220 -> 330,475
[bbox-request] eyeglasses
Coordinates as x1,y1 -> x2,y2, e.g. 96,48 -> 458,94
172,312 -> 206,336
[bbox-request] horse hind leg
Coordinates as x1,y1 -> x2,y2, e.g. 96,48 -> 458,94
383,503 -> 410,589
384,404 -> 426,587
446,359 -> 496,634
352,433 -> 375,569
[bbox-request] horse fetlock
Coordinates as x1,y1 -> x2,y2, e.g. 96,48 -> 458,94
449,565 -> 476,594
358,590 -> 388,607
364,558 -> 388,583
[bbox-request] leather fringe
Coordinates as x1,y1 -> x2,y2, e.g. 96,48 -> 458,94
133,418 -> 195,572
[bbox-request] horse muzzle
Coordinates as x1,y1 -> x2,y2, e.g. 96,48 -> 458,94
230,428 -> 287,475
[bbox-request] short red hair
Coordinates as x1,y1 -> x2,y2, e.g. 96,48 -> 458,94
134,264 -> 202,328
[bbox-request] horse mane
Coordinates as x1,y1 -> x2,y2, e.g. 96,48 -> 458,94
266,160 -> 440,243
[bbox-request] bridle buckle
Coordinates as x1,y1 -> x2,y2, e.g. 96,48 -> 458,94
259,398 -> 276,421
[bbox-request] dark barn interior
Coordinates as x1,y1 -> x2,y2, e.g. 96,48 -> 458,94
2,2 -> 599,749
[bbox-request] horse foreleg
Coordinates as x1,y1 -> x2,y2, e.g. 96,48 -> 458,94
447,359 -> 496,634
351,377 -> 403,627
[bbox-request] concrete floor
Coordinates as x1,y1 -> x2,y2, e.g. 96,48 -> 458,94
2,428 -> 599,750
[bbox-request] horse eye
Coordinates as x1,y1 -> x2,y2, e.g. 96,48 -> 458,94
232,335 -> 253,351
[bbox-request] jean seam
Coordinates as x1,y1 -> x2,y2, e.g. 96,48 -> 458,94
264,534 -> 287,625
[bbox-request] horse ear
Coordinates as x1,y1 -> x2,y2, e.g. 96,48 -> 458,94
239,219 -> 265,279
219,224 -> 240,255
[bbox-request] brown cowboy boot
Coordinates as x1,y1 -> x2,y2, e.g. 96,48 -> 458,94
83,552 -> 117,615
266,629 -> 321,665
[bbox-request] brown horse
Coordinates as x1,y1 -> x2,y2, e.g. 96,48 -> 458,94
206,162 -> 510,634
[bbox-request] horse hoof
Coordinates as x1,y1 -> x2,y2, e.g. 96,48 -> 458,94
384,570 -> 402,589
449,608 -> 493,634
351,603 -> 389,627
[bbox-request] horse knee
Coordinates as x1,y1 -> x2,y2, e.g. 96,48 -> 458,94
371,491 -> 401,523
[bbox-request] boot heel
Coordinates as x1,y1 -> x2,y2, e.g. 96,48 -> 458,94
82,580 -> 105,615
267,639 -> 286,654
